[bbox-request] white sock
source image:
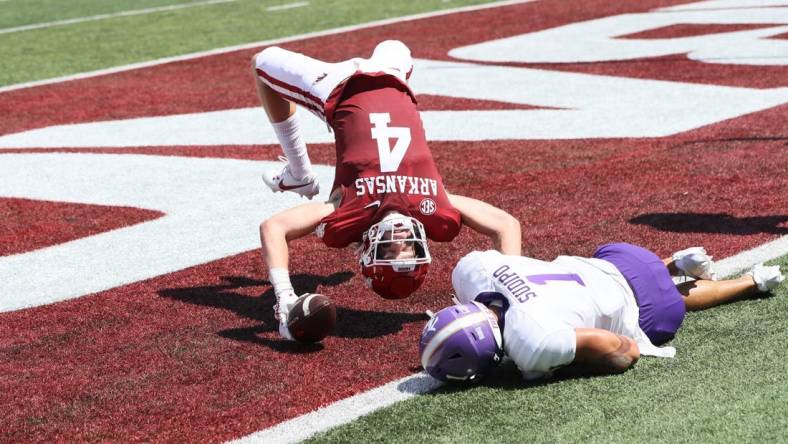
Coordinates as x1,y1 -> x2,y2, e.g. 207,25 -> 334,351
271,113 -> 312,179
269,267 -> 296,300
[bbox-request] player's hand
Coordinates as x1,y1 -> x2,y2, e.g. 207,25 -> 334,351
278,322 -> 295,341
274,291 -> 298,341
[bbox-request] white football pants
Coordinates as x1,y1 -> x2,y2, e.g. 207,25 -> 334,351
253,40 -> 414,122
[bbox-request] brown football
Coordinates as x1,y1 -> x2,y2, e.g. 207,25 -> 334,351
286,294 -> 337,343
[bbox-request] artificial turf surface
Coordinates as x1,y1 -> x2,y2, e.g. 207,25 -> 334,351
1,0 -> 786,441
0,0 -> 501,87
309,255 -> 788,443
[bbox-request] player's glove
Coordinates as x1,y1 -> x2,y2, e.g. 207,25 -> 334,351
278,322 -> 295,341
274,291 -> 298,341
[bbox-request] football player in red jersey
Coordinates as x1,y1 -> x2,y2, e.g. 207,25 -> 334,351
252,41 -> 521,340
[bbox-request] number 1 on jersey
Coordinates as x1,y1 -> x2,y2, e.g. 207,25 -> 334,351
527,273 -> 586,287
370,113 -> 411,173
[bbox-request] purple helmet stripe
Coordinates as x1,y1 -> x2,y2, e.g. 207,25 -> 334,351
420,311 -> 488,370
419,302 -> 503,382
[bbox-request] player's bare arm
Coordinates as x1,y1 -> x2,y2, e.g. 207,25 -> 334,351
569,328 -> 640,376
259,202 -> 336,270
446,194 -> 521,255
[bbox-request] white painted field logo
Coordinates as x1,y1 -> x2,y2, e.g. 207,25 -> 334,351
2,0 -> 786,313
419,198 -> 436,215
4,0 -> 787,149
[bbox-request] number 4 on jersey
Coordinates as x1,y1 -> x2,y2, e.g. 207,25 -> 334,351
370,113 -> 412,173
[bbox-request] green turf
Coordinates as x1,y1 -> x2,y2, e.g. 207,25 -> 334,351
4,1 -> 786,441
0,0 -> 500,87
0,0 -> 209,28
308,255 -> 788,443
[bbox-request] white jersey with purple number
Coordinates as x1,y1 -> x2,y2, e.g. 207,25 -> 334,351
451,250 -> 670,380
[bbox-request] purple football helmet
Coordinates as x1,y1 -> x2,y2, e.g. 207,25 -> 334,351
419,302 -> 503,382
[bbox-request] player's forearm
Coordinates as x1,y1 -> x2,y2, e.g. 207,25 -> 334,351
259,219 -> 290,271
447,194 -> 522,255
593,334 -> 639,374
573,329 -> 640,375
476,211 -> 520,255
258,202 -> 333,272
495,215 -> 522,256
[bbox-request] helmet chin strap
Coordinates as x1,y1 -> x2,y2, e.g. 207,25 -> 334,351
390,261 -> 416,272
472,301 -> 503,350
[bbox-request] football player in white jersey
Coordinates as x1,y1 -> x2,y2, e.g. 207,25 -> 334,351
419,243 -> 784,382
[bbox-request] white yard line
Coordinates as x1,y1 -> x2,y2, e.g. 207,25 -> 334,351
0,0 -> 239,35
714,235 -> 788,277
0,0 -> 534,94
229,235 -> 788,443
3,0 -> 783,441
265,1 -> 308,12
230,374 -> 444,444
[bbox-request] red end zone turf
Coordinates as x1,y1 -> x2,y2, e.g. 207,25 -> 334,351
0,198 -> 164,256
1,0 -> 787,441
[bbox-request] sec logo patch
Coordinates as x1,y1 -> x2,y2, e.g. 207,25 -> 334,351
419,198 -> 436,215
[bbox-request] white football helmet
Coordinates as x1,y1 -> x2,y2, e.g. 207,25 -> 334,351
359,212 -> 431,299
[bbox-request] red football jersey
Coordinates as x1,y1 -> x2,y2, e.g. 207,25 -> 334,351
318,74 -> 462,248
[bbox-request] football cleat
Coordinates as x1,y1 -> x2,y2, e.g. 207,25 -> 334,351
747,264 -> 784,292
262,157 -> 319,199
672,247 -> 716,280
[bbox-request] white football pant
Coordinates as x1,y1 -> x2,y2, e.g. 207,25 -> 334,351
253,40 -> 414,122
